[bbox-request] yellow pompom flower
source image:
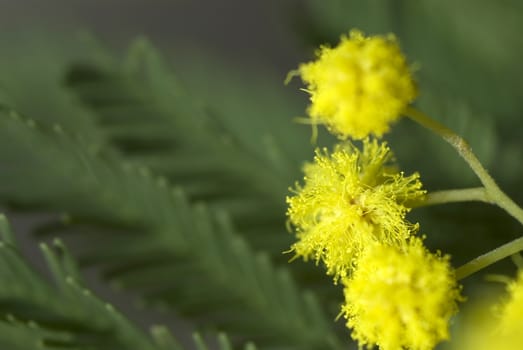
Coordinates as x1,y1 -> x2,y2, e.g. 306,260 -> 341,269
286,139 -> 424,280
451,272 -> 523,350
496,269 -> 523,336
450,306 -> 521,350
342,240 -> 462,350
298,30 -> 417,140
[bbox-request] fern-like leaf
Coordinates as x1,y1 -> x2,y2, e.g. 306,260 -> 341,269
0,214 -> 255,350
0,108 -> 343,349
64,39 -> 308,253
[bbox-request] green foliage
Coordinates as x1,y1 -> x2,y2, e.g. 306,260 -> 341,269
63,38 -> 340,305
0,106 -> 342,349
0,32 -> 105,146
63,38 -> 311,250
0,214 -> 255,350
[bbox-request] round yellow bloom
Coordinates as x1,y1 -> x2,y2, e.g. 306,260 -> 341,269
451,305 -> 522,350
298,30 -> 417,140
286,139 -> 424,280
342,240 -> 462,350
497,269 -> 523,336
451,271 -> 523,350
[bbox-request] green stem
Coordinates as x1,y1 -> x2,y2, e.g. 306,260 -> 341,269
456,237 -> 523,280
405,106 -> 523,277
411,187 -> 490,208
404,106 -> 523,226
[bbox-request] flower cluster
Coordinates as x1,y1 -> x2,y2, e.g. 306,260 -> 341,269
298,30 -> 417,140
286,138 -> 461,349
287,29 -> 463,350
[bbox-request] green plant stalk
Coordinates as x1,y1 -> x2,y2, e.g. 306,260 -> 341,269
404,107 -> 523,226
404,106 -> 523,277
412,187 -> 489,207
455,237 -> 523,280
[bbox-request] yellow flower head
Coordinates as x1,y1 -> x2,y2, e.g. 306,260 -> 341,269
451,272 -> 523,350
496,269 -> 523,336
451,303 -> 522,350
298,30 -> 417,140
342,240 -> 462,350
286,139 -> 424,280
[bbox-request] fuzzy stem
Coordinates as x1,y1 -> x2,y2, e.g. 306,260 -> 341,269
411,187 -> 490,208
456,237 -> 523,280
404,106 -> 523,226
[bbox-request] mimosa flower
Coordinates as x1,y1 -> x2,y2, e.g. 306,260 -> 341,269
451,272 -> 523,350
298,30 -> 416,140
496,269 -> 523,336
342,239 -> 462,350
286,139 -> 424,280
